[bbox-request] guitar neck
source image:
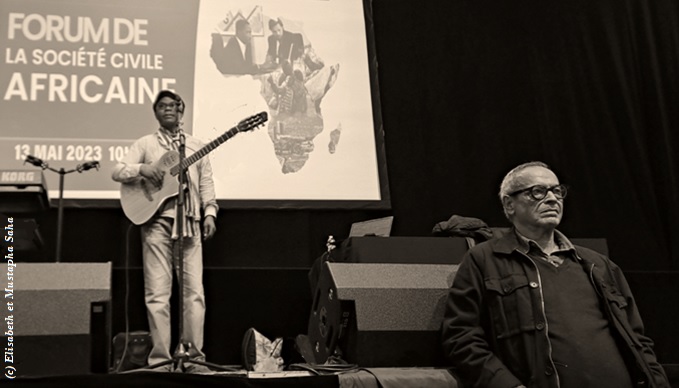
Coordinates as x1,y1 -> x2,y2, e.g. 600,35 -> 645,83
178,127 -> 240,171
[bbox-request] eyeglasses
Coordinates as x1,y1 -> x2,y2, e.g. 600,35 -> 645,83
508,184 -> 568,200
156,102 -> 179,111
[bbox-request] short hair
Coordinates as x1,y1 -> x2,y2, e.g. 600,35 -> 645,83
152,90 -> 184,113
498,161 -> 551,218
268,18 -> 283,30
236,19 -> 250,32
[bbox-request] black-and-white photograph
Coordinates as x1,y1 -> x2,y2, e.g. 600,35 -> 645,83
0,0 -> 677,387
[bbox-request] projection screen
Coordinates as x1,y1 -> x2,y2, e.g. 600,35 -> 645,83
0,0 -> 390,209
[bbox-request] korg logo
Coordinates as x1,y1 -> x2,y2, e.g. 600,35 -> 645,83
1,171 -> 36,183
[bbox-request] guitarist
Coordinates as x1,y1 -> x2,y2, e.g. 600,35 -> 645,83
112,90 -> 218,373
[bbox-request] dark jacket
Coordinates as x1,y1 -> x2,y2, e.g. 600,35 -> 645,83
441,231 -> 669,388
267,31 -> 304,64
210,34 -> 257,75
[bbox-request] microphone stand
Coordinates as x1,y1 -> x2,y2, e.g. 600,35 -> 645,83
23,156 -> 99,262
143,133 -> 233,373
173,133 -> 189,371
55,166 -> 74,263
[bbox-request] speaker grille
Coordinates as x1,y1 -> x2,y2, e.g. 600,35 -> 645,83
308,262 -> 458,366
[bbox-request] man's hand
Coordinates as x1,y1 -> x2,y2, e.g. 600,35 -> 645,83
203,215 -> 216,240
139,164 -> 164,188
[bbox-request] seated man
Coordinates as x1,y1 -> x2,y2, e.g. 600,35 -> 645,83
441,161 -> 669,388
264,18 -> 304,67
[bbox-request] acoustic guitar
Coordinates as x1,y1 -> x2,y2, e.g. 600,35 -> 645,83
120,112 -> 268,225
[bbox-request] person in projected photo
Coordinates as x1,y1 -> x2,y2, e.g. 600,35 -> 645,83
441,161 -> 669,388
267,61 -> 309,115
264,18 -> 304,68
112,90 -> 218,373
210,19 -> 260,75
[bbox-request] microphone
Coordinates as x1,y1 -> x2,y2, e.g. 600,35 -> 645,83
24,155 -> 47,169
77,161 -> 100,173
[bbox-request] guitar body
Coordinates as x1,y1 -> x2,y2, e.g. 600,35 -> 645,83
120,150 -> 182,225
118,111 -> 268,225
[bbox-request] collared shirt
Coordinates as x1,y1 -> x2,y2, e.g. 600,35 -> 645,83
236,37 -> 247,60
111,130 -> 218,237
514,229 -> 576,267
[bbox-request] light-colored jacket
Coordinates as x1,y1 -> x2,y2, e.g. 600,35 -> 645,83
111,131 -> 218,222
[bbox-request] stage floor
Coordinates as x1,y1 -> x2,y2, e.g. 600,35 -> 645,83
0,368 -> 460,388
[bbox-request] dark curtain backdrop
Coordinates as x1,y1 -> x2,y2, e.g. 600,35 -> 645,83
372,0 -> 679,271
21,0 -> 679,272
10,0 -> 679,366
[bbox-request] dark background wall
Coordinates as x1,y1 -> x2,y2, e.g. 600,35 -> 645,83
10,0 -> 679,368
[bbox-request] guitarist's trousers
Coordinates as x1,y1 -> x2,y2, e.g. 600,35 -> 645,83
141,217 -> 206,365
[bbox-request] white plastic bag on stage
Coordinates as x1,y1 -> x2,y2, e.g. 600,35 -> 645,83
241,327 -> 285,372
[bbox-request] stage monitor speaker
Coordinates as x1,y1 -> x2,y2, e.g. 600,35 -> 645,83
339,236 -> 471,264
308,237 -> 470,295
308,262 -> 458,367
13,262 -> 112,376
